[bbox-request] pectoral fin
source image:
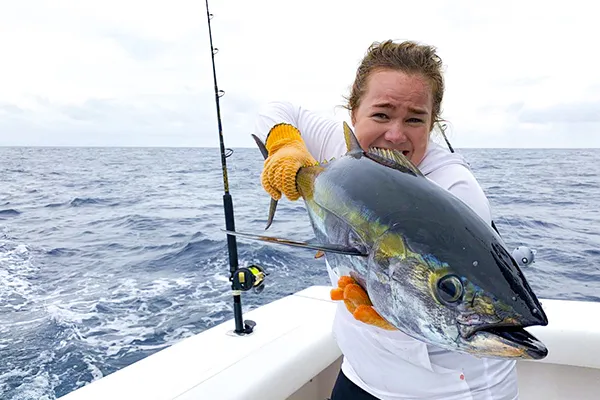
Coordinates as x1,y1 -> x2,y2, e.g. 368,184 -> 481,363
222,229 -> 368,256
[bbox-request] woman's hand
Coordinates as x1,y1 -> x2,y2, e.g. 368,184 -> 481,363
261,123 -> 318,201
331,276 -> 396,330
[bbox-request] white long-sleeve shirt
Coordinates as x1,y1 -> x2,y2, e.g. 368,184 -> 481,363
253,101 -> 518,400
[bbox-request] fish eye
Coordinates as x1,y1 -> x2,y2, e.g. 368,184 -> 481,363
436,274 -> 464,303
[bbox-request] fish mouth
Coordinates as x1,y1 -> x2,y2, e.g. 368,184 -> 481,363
465,324 -> 548,359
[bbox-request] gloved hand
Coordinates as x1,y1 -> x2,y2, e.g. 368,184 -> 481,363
261,123 -> 318,201
331,276 -> 396,330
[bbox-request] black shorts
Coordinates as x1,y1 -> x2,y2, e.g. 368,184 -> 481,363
330,369 -> 380,400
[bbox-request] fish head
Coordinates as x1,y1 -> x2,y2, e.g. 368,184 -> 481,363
367,227 -> 549,360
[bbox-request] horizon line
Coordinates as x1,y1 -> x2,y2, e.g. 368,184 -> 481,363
1,145 -> 599,150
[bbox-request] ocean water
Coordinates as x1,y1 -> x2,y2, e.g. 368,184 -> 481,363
1,146 -> 599,399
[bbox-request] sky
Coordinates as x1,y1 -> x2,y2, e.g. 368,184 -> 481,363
0,0 -> 598,148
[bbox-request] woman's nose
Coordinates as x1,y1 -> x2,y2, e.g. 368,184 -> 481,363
384,126 -> 408,144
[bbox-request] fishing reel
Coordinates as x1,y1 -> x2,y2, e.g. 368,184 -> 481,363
231,264 -> 268,294
226,264 -> 268,336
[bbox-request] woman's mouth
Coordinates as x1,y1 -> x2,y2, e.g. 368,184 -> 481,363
368,147 -> 411,158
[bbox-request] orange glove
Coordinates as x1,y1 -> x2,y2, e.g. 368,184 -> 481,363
331,276 -> 396,330
261,123 -> 318,201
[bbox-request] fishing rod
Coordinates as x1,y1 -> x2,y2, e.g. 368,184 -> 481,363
204,0 -> 266,336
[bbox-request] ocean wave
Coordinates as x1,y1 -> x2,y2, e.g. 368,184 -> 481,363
1,146 -> 599,399
0,209 -> 21,217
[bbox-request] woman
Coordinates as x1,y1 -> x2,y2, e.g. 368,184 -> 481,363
253,40 -> 518,400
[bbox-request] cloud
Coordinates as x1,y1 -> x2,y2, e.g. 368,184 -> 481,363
519,101 -> 600,124
0,0 -> 598,147
0,103 -> 25,115
0,91 -> 259,147
107,33 -> 170,62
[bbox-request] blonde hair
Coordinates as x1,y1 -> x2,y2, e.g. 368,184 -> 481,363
344,40 -> 446,131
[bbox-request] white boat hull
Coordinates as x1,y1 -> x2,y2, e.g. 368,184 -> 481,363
59,286 -> 600,400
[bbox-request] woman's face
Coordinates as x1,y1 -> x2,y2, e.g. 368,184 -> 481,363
351,69 -> 434,165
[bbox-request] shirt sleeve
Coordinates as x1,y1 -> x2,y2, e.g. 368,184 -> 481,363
427,164 -> 493,226
252,101 -> 345,162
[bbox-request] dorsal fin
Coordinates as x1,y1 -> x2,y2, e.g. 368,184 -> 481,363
343,121 -> 363,156
365,147 -> 424,177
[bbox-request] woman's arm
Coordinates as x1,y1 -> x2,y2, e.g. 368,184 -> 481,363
253,101 -> 344,162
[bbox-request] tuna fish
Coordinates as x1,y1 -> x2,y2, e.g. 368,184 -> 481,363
226,122 -> 548,360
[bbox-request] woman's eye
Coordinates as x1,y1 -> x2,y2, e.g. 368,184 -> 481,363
372,113 -> 388,120
407,118 -> 423,123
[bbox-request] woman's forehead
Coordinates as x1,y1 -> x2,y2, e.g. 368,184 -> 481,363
362,70 -> 433,112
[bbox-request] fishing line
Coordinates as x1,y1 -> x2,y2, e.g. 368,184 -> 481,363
436,123 -> 535,266
492,167 -> 537,266
438,122 -> 455,154
493,166 -> 535,246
